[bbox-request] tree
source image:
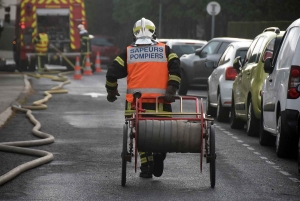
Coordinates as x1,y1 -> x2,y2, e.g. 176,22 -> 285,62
85,0 -> 300,47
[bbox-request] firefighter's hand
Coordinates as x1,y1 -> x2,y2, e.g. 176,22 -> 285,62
164,85 -> 177,103
107,89 -> 120,102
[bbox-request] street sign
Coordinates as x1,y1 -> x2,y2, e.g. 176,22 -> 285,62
206,1 -> 221,16
206,1 -> 221,39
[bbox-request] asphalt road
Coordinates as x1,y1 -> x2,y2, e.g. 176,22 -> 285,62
0,71 -> 299,201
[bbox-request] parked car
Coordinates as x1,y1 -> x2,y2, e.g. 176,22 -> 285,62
231,27 -> 284,136
166,39 -> 207,58
0,57 -> 16,72
206,41 -> 252,122
90,35 -> 120,69
156,38 -> 170,44
260,19 -> 300,163
179,37 -> 251,95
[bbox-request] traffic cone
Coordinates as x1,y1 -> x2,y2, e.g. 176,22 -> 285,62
73,56 -> 82,80
95,51 -> 102,72
83,54 -> 93,75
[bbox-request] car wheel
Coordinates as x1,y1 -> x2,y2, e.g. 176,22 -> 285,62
206,89 -> 216,117
259,99 -> 275,146
276,114 -> 290,158
216,93 -> 230,122
230,93 -> 244,129
246,99 -> 259,137
178,71 -> 188,95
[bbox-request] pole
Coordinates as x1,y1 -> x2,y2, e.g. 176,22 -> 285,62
159,1 -> 162,38
211,13 -> 215,39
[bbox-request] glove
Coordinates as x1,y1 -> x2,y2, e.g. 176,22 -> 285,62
107,89 -> 120,102
164,85 -> 177,102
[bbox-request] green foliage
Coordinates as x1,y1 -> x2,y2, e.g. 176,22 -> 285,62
85,0 -> 300,47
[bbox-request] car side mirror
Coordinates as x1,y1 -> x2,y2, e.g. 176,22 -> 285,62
233,56 -> 242,73
200,51 -> 207,58
195,48 -> 201,55
264,57 -> 273,74
205,60 -> 216,68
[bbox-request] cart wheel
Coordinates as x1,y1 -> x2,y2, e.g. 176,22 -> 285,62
209,124 -> 216,188
121,124 -> 128,186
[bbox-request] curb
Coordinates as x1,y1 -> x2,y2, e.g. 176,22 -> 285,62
0,74 -> 32,127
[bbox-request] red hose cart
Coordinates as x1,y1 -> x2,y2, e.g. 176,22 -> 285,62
121,92 -> 216,188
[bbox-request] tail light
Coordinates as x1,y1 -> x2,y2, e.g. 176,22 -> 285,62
19,22 -> 25,29
287,65 -> 300,99
225,66 -> 237,80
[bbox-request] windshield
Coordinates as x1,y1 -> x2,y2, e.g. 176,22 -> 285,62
91,37 -> 115,46
172,44 -> 203,57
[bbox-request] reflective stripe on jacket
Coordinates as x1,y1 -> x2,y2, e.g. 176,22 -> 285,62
35,33 -> 49,53
126,43 -> 168,103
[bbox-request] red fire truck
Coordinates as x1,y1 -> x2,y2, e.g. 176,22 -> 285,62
13,0 -> 88,71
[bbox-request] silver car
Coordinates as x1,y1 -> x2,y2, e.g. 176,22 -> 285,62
206,41 -> 252,122
179,37 -> 252,95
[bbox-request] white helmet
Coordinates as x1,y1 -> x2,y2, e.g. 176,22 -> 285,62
133,17 -> 156,45
77,24 -> 85,30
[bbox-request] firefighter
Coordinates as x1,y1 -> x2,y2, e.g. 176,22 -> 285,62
105,18 -> 181,179
33,27 -> 49,72
77,24 -> 91,67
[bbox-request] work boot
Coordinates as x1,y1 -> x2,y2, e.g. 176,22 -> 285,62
153,153 -> 166,177
139,164 -> 152,179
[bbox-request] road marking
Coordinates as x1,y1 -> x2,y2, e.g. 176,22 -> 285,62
289,178 -> 300,183
217,126 -> 300,185
83,92 -> 106,97
280,171 -> 291,176
266,160 -> 275,165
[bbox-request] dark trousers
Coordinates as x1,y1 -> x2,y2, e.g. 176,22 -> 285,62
36,54 -> 47,71
80,54 -> 86,68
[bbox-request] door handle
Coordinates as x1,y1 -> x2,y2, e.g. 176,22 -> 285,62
246,72 -> 250,75
268,79 -> 272,82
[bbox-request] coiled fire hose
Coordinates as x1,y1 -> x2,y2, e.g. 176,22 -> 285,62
0,71 -> 71,186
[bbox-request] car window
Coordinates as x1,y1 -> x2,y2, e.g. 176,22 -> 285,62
248,36 -> 265,63
235,49 -> 248,63
91,37 -> 115,46
217,42 -> 230,54
262,38 -> 275,62
244,37 -> 258,64
218,45 -> 233,66
278,27 -> 300,69
202,41 -> 219,54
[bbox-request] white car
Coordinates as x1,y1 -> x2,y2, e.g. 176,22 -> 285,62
206,41 -> 252,122
260,18 -> 300,164
165,39 -> 207,58
156,38 -> 170,44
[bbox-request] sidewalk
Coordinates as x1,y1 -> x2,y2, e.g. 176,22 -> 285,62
0,72 -> 30,127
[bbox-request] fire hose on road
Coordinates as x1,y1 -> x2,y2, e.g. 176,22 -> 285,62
0,72 -> 71,186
